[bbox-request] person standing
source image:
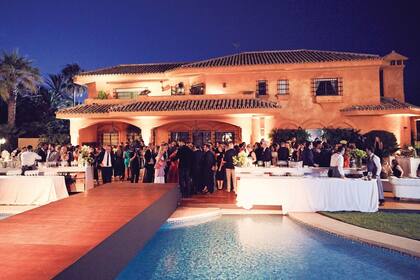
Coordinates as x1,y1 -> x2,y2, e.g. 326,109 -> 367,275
175,140 -> 193,197
202,144 -> 216,194
366,147 -> 385,206
143,145 -> 155,183
20,145 -> 41,175
167,148 -> 179,184
223,142 -> 237,193
98,145 -> 114,184
113,145 -> 125,181
154,145 -> 167,183
191,146 -> 204,194
215,145 -> 226,190
36,143 -> 48,163
329,146 -> 345,178
129,147 -> 141,183
123,145 -> 131,181
302,141 -> 314,167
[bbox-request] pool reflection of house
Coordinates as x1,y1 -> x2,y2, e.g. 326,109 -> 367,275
57,49 -> 420,146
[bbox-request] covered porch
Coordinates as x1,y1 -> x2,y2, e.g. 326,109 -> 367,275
56,95 -> 280,145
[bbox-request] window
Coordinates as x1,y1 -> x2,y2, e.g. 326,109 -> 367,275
190,83 -> 205,95
114,87 -> 149,99
312,78 -> 342,96
171,82 -> 185,95
101,132 -> 119,146
277,80 -> 289,95
215,132 -> 234,144
192,131 -> 211,147
256,80 -> 267,96
170,132 -> 189,142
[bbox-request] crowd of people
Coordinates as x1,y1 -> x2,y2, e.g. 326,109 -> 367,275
10,136 -> 406,205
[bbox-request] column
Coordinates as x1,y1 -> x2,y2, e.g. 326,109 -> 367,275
251,116 -> 261,144
69,119 -> 81,146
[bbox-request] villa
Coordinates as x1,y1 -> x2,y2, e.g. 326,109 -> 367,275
57,49 -> 420,147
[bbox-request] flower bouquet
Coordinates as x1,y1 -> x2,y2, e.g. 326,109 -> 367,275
233,151 -> 248,167
350,148 -> 367,168
78,145 -> 94,167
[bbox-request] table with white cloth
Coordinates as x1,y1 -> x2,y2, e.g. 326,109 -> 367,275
0,176 -> 69,205
236,175 -> 378,213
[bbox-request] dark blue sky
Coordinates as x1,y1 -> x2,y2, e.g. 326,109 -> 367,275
1,0 -> 419,104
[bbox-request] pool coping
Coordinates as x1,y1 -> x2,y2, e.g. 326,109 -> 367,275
288,212 -> 420,258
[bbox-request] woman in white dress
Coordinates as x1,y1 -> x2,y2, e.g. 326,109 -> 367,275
154,144 -> 168,183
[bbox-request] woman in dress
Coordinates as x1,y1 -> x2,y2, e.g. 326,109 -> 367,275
271,144 -> 278,166
391,159 -> 404,178
154,145 -> 167,183
123,145 -> 131,181
166,148 -> 179,183
215,145 -> 225,190
113,145 -> 125,181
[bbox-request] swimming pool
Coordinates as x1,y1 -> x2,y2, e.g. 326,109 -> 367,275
118,215 -> 420,280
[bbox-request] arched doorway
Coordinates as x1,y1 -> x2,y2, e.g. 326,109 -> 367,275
154,120 -> 242,145
78,121 -> 142,146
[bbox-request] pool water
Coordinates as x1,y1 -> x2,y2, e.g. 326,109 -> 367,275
118,215 -> 420,280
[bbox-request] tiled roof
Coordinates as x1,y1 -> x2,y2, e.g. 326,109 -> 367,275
57,98 -> 280,115
340,97 -> 420,112
78,62 -> 186,76
181,50 -> 380,68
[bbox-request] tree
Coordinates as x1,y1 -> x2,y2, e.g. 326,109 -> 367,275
363,130 -> 399,155
269,127 -> 311,144
0,50 -> 42,127
322,128 -> 363,147
61,63 -> 84,105
45,74 -> 73,109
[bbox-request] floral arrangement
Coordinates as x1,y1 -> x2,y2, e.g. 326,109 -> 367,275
339,140 -> 348,145
351,148 -> 367,159
233,151 -> 248,167
78,145 -> 94,166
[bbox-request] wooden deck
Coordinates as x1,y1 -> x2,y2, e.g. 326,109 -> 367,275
0,183 -> 178,280
181,189 -> 282,210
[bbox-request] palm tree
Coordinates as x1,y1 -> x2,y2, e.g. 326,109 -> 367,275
45,74 -> 73,109
0,50 -> 42,127
61,63 -> 85,106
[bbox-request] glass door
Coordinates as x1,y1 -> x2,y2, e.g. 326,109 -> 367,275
192,131 -> 211,147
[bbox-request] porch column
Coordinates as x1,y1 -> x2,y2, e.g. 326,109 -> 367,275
69,119 -> 81,146
251,116 -> 261,144
264,116 -> 275,141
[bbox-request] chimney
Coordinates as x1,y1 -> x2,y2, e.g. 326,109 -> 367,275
381,51 -> 408,102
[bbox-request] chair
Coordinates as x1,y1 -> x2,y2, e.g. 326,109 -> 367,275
6,170 -> 22,176
24,170 -> 40,176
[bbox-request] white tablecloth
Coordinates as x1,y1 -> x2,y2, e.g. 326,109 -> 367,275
236,166 -> 361,177
236,175 -> 378,213
0,176 -> 69,205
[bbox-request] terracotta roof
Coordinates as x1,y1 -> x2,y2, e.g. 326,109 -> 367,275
340,97 -> 420,112
78,62 -> 186,76
181,50 -> 380,68
57,98 -> 280,115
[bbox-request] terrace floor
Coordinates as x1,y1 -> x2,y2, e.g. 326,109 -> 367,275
0,183 -> 177,280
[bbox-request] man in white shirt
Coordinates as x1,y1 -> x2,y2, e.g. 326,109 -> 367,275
366,147 -> 385,205
98,145 -> 114,184
329,146 -> 345,178
20,145 -> 41,174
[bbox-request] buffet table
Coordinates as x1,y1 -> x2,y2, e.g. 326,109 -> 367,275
0,176 -> 68,205
236,175 -> 378,213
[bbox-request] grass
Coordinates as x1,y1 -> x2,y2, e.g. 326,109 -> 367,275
320,211 -> 420,241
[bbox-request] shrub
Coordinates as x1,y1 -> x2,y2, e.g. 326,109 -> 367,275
269,127 -> 311,144
363,130 -> 399,155
97,90 -> 108,99
322,128 -> 363,147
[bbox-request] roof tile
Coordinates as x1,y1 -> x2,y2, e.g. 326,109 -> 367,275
340,97 -> 420,112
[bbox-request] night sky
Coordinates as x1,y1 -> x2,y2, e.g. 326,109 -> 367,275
1,0 -> 419,104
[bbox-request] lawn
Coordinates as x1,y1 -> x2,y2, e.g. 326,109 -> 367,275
320,211 -> 420,241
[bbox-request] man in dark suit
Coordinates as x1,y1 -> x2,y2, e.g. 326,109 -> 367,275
175,140 -> 193,197
98,145 -> 114,184
202,144 -> 216,193
191,146 -> 204,194
36,143 -> 48,163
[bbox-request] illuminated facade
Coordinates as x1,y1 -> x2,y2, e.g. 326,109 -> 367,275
57,49 -> 420,146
